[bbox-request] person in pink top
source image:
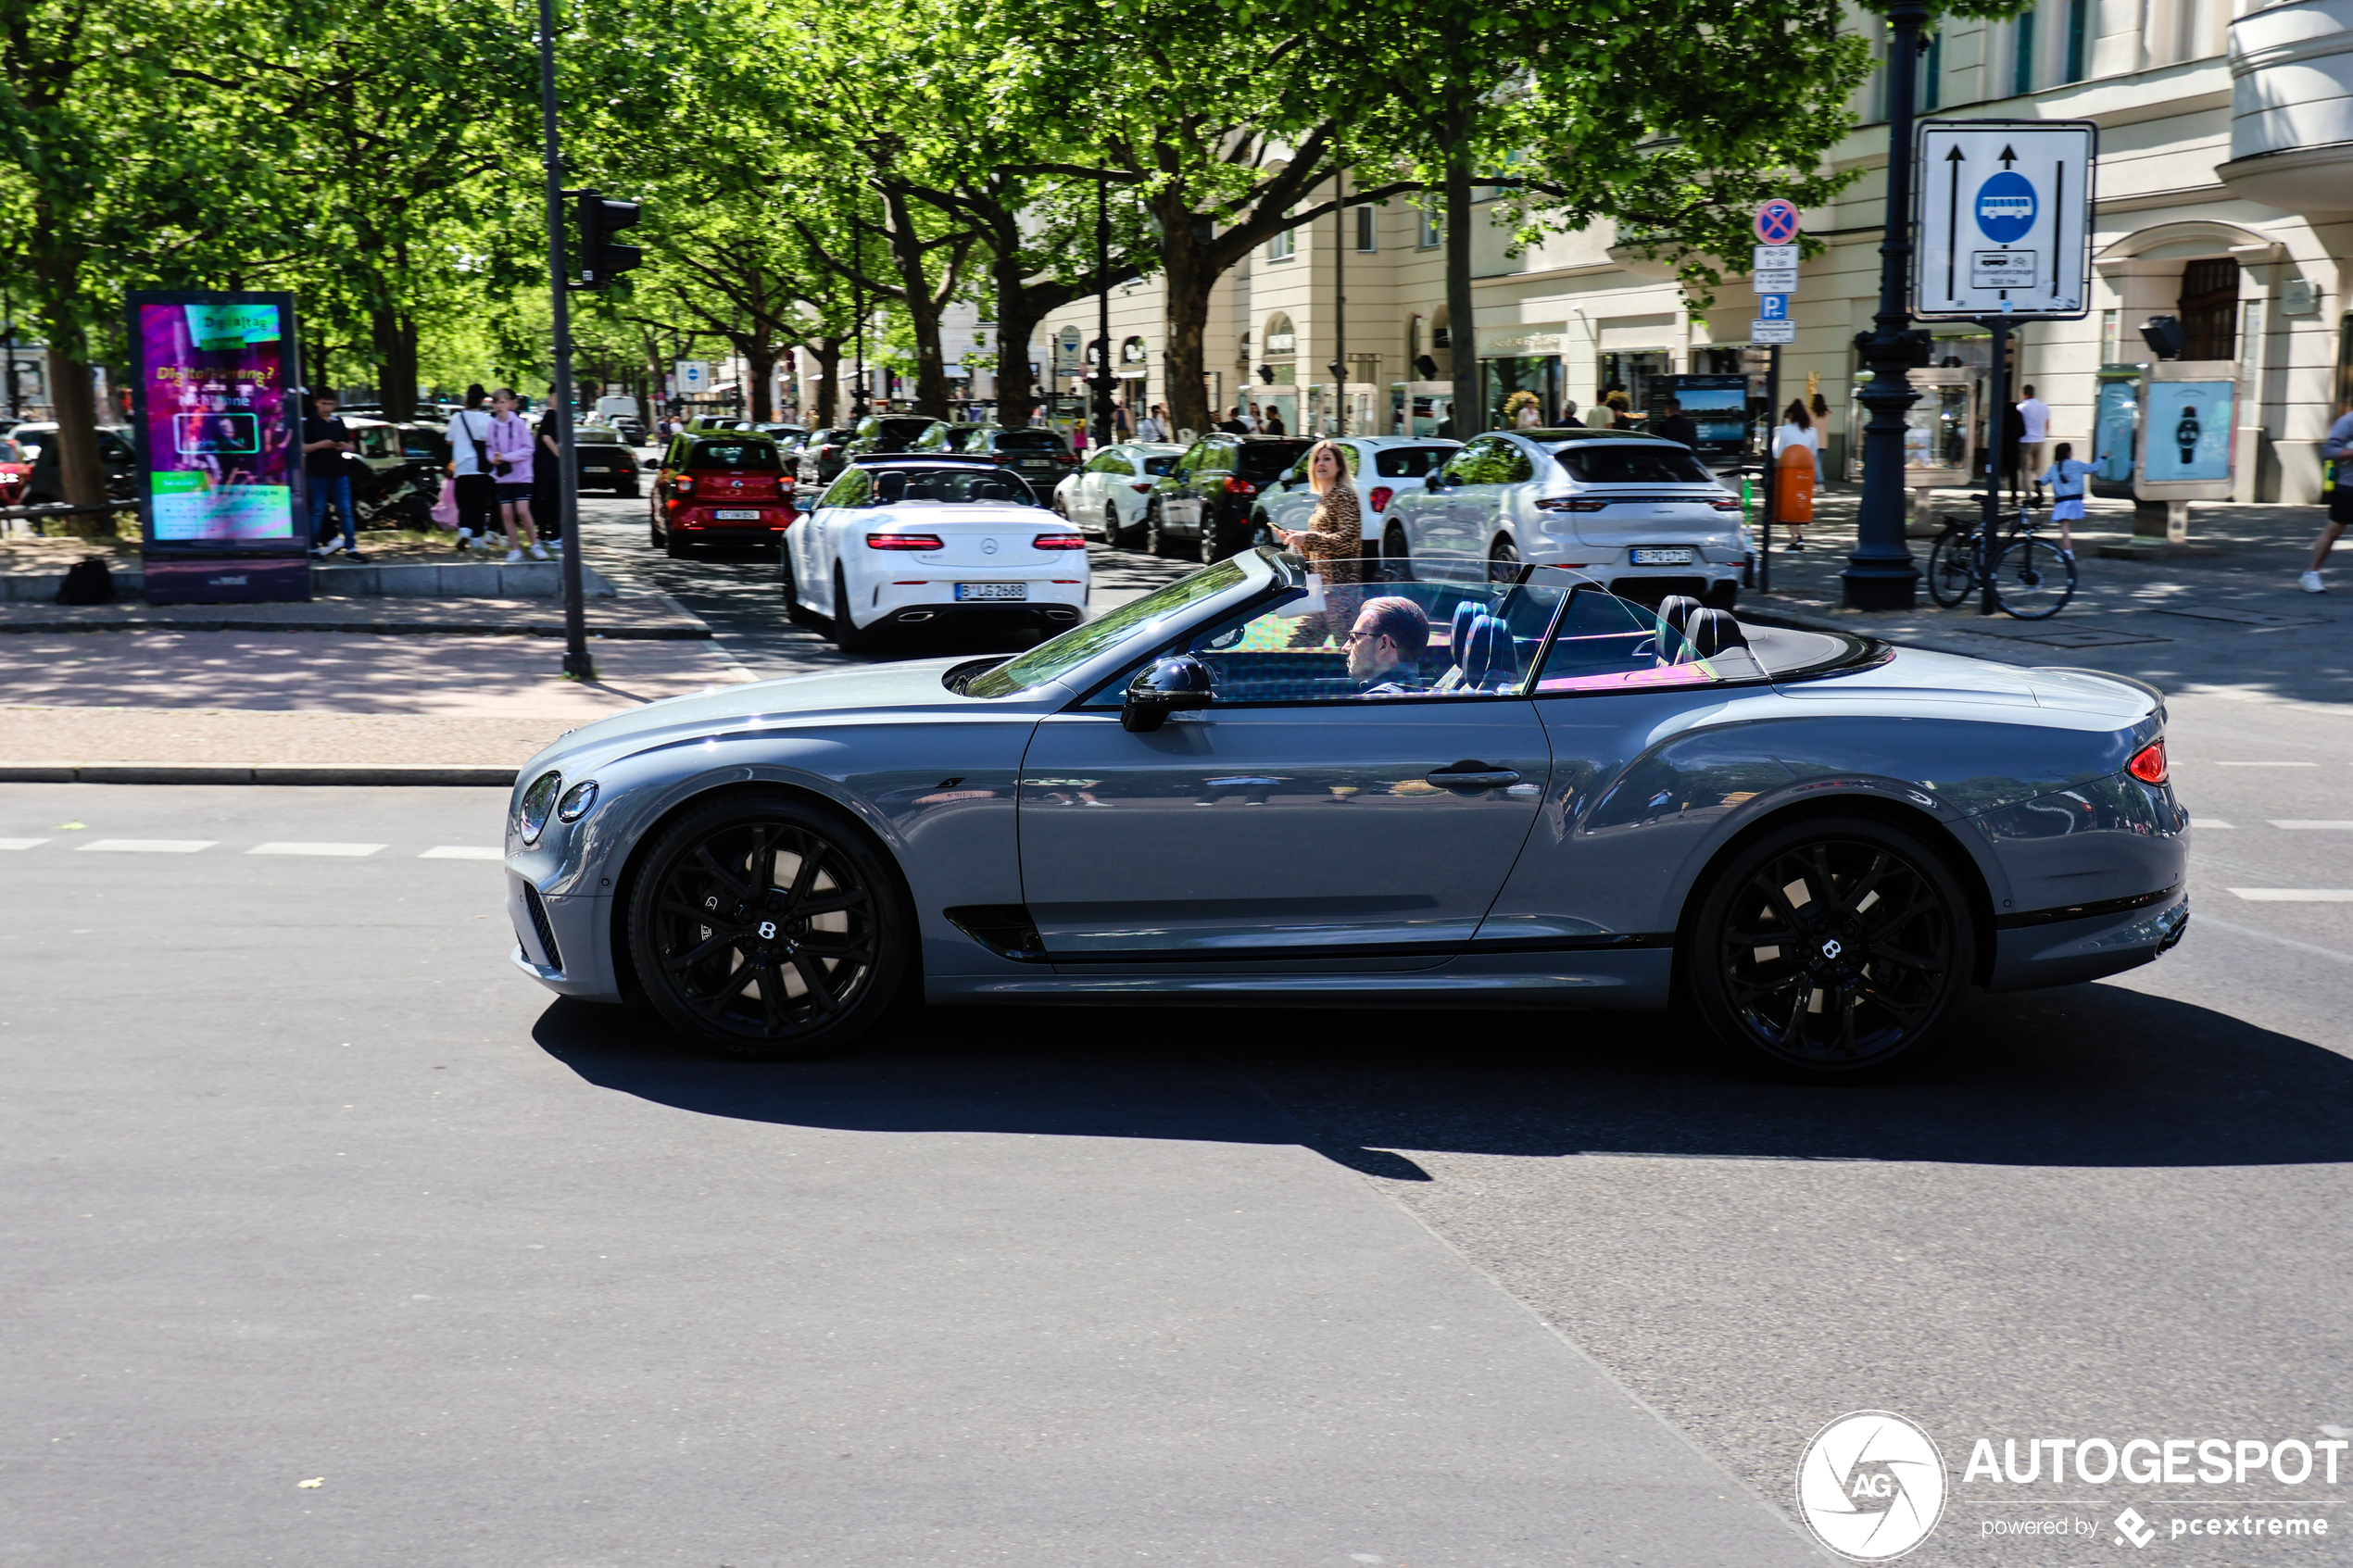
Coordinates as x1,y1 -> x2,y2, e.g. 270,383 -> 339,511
485,388 -> 548,561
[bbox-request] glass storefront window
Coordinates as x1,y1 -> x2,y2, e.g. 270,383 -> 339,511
1481,356 -> 1560,431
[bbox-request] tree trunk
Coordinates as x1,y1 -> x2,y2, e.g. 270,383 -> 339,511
993,247 -> 1042,430
879,187 -> 954,420
1158,195 -> 1216,440
809,337 -> 842,427
371,307 -> 419,420
1443,91 -> 1480,444
747,345 -> 776,422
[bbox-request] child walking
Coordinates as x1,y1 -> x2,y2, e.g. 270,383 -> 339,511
2037,441 -> 2095,560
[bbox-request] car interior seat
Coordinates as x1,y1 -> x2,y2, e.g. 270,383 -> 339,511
1684,608 -> 1750,659
1464,614 -> 1522,692
1431,599 -> 1486,691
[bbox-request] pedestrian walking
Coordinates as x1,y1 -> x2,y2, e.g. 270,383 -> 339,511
1263,407 -> 1288,435
1558,397 -> 1583,429
302,391 -> 366,561
1772,399 -> 1819,550
1241,404 -> 1262,433
1270,439 -> 1366,648
2303,397 -> 2353,593
1137,404 -> 1169,444
1653,397 -> 1699,449
445,385 -> 499,553
2000,395 -> 2027,503
2016,383 -> 2052,500
2037,441 -> 2093,559
1113,403 -> 1131,441
484,388 -> 547,561
530,420 -> 565,552
1217,407 -> 1247,434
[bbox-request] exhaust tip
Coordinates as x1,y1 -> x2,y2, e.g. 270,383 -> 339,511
896,610 -> 936,623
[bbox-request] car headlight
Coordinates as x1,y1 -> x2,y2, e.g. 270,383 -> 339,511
556,780 -> 598,823
518,770 -> 563,845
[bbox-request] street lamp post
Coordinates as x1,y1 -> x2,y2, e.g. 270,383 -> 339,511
1844,0 -> 1935,611
1093,169 -> 1114,451
535,0 -> 592,680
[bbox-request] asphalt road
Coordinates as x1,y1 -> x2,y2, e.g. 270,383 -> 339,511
7,495 -> 2351,1565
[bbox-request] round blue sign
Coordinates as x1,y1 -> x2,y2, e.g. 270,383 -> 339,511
1975,171 -> 2037,244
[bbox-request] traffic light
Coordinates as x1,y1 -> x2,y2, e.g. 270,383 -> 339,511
575,192 -> 643,288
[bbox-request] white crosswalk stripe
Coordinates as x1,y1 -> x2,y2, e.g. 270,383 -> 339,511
76,839 -> 216,854
2269,821 -> 2353,831
2197,819 -> 2235,828
0,837 -> 50,850
2230,888 -> 2353,902
248,842 -> 386,857
420,846 -> 504,860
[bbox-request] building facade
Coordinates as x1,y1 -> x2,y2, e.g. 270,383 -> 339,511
1033,0 -> 2352,499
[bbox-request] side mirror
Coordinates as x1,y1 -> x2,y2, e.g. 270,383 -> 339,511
1426,469 -> 1453,492
1121,655 -> 1214,733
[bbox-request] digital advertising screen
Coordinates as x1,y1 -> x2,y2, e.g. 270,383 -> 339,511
131,295 -> 300,546
2092,376 -> 2139,484
2140,379 -> 2233,484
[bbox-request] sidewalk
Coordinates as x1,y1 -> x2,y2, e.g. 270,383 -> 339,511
1746,488 -> 2353,707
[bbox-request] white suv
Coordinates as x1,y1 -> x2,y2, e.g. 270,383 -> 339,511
1385,429 -> 1749,606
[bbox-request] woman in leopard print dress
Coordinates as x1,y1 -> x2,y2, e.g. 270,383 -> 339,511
1273,440 -> 1366,646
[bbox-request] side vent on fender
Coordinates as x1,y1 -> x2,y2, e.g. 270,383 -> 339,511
945,904 -> 1048,962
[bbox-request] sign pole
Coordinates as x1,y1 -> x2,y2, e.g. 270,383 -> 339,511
535,0 -> 590,680
1979,316 -> 2008,617
1758,344 -> 1779,595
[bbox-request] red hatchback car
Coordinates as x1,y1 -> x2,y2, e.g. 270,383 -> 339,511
649,431 -> 795,556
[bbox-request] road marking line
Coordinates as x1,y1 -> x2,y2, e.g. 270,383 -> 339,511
420,846 -> 503,860
2229,888 -> 2353,901
2208,760 -> 2321,767
0,837 -> 50,850
2196,820 -> 2236,829
2194,916 -> 2353,966
2269,821 -> 2353,831
75,839 -> 216,854
248,842 -> 387,857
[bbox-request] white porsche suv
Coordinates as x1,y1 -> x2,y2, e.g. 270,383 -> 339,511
1383,429 -> 1750,606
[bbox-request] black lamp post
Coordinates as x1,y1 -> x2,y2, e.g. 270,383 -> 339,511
1092,169 -> 1114,450
1843,0 -> 1935,611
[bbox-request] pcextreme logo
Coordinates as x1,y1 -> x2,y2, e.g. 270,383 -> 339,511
1796,1411 -> 1948,1562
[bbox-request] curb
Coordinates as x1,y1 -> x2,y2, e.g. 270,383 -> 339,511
0,617 -> 709,639
0,763 -> 518,786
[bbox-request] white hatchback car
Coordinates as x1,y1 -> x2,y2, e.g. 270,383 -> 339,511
1385,429 -> 1750,606
1252,434 -> 1460,556
1053,443 -> 1184,543
780,459 -> 1090,651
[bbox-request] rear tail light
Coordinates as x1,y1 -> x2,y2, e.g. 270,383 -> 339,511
1536,497 -> 1606,512
1224,477 -> 1255,495
1033,533 -> 1088,550
673,478 -> 694,495
866,533 -> 945,550
1368,486 -> 1395,514
2129,739 -> 2169,785
1710,498 -> 1743,512
1129,483 -> 1153,494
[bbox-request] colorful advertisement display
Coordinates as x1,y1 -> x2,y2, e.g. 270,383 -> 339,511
2141,379 -> 2233,484
133,295 -> 300,544
2093,373 -> 2140,485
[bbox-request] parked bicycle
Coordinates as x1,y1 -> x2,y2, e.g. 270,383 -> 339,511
1925,500 -> 2077,620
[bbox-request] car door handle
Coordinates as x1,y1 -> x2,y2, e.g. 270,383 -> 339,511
1426,763 -> 1521,789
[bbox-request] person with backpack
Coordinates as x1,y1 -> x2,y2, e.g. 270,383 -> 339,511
444,385 -> 498,553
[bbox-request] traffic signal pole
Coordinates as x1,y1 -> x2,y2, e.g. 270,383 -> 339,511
535,0 -> 592,680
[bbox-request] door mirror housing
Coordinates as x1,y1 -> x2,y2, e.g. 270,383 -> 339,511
1426,468 -> 1453,492
1120,655 -> 1215,733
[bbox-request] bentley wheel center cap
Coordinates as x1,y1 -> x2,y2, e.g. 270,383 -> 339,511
1820,938 -> 1843,960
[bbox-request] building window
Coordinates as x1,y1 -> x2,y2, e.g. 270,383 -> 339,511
2100,308 -> 2120,363
2179,259 -> 2240,360
1920,29 -> 1943,111
1355,204 -> 1376,253
2062,0 -> 2088,82
1416,203 -> 1441,249
2012,6 -> 2038,96
1268,225 -> 1294,262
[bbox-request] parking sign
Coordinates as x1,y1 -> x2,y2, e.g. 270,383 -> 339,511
1913,119 -> 2095,319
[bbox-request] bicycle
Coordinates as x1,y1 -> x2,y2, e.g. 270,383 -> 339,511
1925,500 -> 2077,620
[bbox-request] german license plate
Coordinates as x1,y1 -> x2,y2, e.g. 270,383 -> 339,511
713,509 -> 761,521
1630,547 -> 1695,565
955,582 -> 1027,601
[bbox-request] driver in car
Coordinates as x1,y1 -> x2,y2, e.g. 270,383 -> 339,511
1346,596 -> 1430,694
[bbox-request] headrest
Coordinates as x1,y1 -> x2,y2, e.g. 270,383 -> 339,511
1685,608 -> 1750,659
1655,595 -> 1703,637
1451,599 -> 1482,660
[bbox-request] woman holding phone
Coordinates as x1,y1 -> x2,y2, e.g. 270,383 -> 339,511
1271,440 -> 1365,647
485,388 -> 547,561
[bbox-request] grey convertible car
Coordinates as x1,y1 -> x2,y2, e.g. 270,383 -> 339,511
505,549 -> 2188,1077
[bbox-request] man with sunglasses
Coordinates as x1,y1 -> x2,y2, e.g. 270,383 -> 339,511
1344,595 -> 1430,693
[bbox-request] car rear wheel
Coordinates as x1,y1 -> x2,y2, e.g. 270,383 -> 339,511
778,551 -> 818,626
1102,504 -> 1122,546
1488,535 -> 1520,582
1381,522 -> 1414,582
829,565 -> 881,654
1197,515 -> 1227,564
648,520 -> 663,549
1146,504 -> 1180,558
626,792 -> 909,1060
664,528 -> 690,558
1688,814 -> 1974,1079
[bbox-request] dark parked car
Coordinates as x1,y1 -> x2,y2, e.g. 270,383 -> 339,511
912,420 -> 988,456
1144,433 -> 1313,561
795,426 -> 859,490
843,414 -> 944,458
19,423 -> 139,505
572,423 -> 642,496
944,425 -> 1079,491
755,422 -> 807,446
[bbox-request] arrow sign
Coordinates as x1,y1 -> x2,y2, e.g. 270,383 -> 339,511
1999,144 -> 2018,168
1944,145 -> 1964,299
1914,119 -> 2096,320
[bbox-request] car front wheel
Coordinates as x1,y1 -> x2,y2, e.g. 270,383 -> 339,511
1488,534 -> 1520,582
626,791 -> 909,1060
1381,522 -> 1414,582
1687,813 -> 1974,1078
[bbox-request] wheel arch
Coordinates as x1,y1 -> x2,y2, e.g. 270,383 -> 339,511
1667,792 -> 1999,996
604,774 -> 922,1006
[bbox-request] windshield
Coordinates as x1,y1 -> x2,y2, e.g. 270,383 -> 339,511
1551,444 -> 1718,484
991,430 -> 1067,452
1236,441 -> 1311,479
688,440 -> 781,471
964,558 -> 1252,697
870,468 -> 1039,506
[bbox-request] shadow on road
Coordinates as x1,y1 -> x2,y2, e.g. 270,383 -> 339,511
535,979 -> 2353,1175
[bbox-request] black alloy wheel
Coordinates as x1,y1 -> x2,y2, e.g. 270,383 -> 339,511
627,793 -> 908,1059
1688,814 -> 1973,1077
1381,522 -> 1414,582
1488,535 -> 1521,583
